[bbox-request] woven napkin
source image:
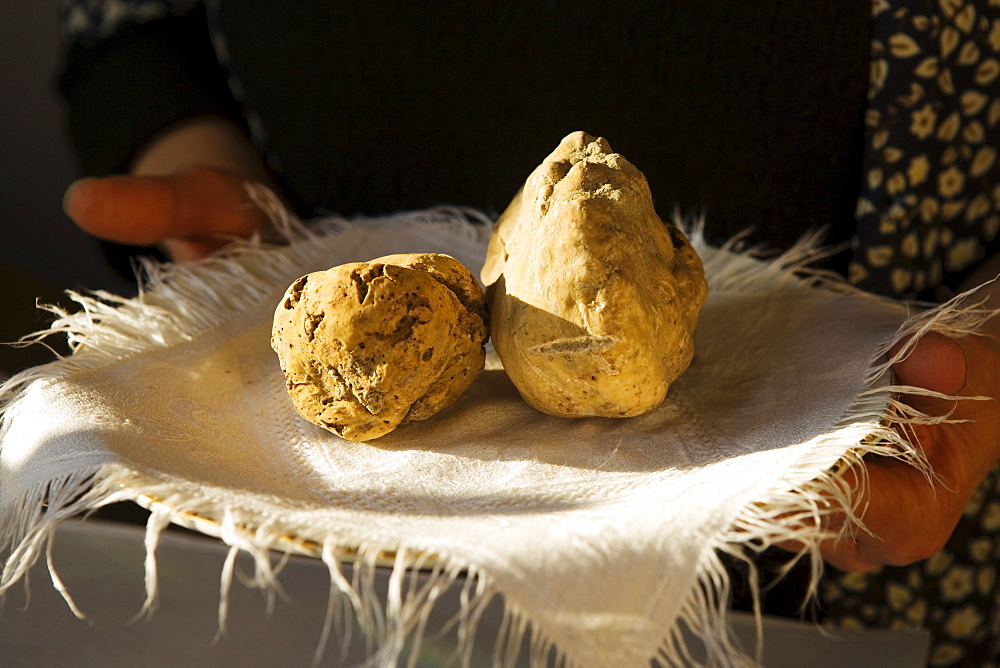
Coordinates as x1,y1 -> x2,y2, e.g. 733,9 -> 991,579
0,209 -> 982,665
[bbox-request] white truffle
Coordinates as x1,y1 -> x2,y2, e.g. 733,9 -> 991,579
272,253 -> 488,441
482,131 -> 708,418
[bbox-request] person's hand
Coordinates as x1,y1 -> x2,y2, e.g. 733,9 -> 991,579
63,166 -> 273,262
63,116 -> 281,262
814,329 -> 1000,572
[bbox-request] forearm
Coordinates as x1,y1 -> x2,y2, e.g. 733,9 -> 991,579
130,116 -> 273,187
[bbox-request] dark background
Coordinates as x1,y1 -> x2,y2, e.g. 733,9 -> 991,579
0,3 -> 130,376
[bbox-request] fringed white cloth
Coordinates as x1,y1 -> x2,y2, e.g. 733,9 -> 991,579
0,208 -> 993,666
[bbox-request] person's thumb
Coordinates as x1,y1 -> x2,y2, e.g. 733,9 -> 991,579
891,331 -> 968,416
63,166 -> 268,249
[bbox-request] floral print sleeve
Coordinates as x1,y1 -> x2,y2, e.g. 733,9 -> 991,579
849,0 -> 1000,303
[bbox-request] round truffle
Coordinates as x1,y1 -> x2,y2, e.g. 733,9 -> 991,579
272,253 -> 488,441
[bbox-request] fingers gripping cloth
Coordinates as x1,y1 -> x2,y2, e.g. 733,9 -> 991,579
0,207 -> 994,666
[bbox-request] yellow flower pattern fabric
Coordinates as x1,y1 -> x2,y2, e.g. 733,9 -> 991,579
849,0 -> 1000,302
825,2 -> 1000,664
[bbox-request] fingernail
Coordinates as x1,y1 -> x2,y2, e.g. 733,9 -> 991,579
894,332 -> 968,396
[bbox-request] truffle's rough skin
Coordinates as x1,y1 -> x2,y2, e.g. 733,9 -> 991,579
272,253 -> 488,441
482,131 -> 709,418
